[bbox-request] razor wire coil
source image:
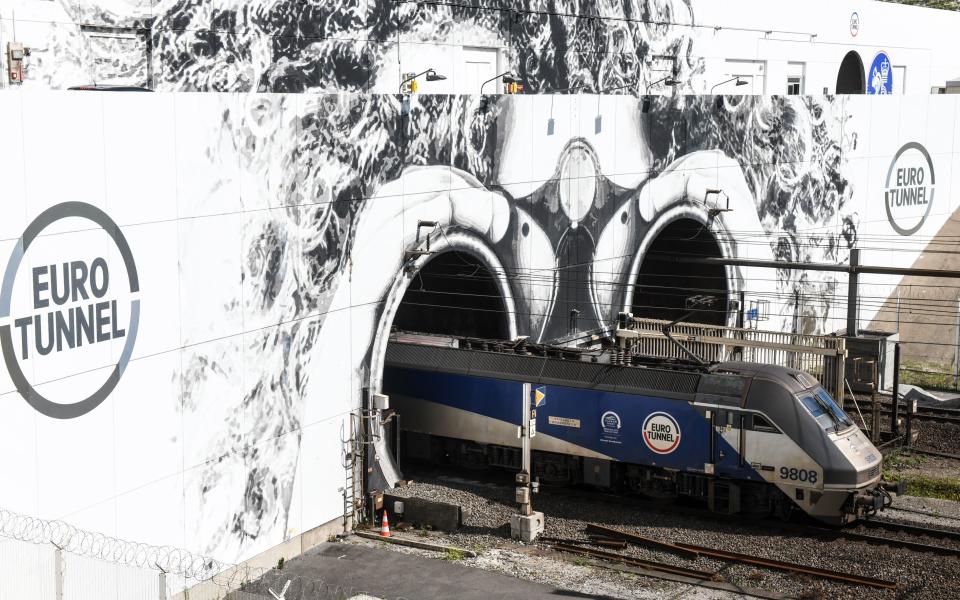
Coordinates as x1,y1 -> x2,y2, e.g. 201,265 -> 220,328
0,507 -> 267,586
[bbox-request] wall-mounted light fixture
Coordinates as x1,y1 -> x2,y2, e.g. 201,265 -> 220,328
480,71 -> 518,95
399,68 -> 447,94
710,76 -> 748,94
399,68 -> 446,115
479,71 -> 519,112
641,76 -> 680,113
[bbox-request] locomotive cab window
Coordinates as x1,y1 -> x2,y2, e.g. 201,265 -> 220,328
750,414 -> 779,433
798,387 -> 854,433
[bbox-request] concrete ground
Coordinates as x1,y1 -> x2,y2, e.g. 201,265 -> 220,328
240,542 -> 609,600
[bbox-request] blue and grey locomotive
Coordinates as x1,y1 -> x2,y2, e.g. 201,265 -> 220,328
383,332 -> 900,525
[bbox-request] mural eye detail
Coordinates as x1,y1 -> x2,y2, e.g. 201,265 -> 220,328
621,211 -> 628,224
521,222 -> 530,237
559,146 -> 597,228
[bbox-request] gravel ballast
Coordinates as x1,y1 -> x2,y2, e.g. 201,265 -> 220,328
372,472 -> 960,599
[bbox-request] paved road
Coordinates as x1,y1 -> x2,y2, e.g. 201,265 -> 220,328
239,542 -> 606,600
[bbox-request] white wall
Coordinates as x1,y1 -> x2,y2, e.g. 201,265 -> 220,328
1,91 -> 960,581
2,0 -> 960,94
0,91 -> 350,572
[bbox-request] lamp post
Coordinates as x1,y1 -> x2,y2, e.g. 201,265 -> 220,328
399,68 -> 447,116
646,75 -> 680,94
480,71 -> 518,95
642,76 -> 680,113
710,76 -> 748,94
399,68 -> 447,93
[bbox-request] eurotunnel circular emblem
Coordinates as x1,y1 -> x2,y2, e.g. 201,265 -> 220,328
0,202 -> 140,419
600,410 -> 622,444
885,142 -> 935,236
642,412 -> 682,455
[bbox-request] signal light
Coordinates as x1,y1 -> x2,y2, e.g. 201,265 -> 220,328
505,82 -> 524,94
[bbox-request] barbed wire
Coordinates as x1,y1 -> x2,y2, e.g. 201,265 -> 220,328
0,506 -> 269,587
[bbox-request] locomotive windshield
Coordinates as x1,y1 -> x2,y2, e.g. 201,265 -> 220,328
798,387 -> 855,433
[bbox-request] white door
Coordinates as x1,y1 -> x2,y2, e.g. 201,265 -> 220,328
724,59 -> 766,94
893,65 -> 907,94
461,47 -> 499,94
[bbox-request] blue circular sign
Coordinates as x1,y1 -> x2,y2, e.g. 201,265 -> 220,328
867,52 -> 893,95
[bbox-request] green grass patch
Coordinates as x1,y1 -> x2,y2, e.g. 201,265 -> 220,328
883,449 -> 926,474
900,359 -> 958,391
442,548 -> 466,561
884,474 -> 960,501
883,450 -> 960,500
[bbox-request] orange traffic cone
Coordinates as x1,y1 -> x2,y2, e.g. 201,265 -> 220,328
380,511 -> 391,537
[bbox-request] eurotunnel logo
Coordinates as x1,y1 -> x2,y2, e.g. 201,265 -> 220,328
642,412 -> 682,455
0,202 -> 139,419
885,142 -> 936,236
600,410 -> 621,445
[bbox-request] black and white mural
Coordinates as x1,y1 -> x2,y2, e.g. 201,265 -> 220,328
2,0 -> 960,587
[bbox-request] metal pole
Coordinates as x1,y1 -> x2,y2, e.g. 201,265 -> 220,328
896,289 -> 901,333
954,294 -> 960,388
54,545 -> 64,600
846,249 -> 860,338
891,343 -> 901,437
870,361 -> 880,444
520,382 -> 532,516
905,397 -> 915,448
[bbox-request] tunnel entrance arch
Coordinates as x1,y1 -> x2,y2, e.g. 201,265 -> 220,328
366,233 -> 516,489
369,232 -> 517,395
630,217 -> 729,326
836,51 -> 865,94
393,251 -> 511,339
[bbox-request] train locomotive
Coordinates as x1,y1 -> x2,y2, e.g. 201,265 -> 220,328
383,331 -> 902,525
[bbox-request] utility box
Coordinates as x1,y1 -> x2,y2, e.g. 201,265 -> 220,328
7,42 -> 28,84
845,330 -> 899,392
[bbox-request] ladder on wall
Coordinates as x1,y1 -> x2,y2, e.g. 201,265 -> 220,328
341,407 -> 383,530
341,412 -> 364,531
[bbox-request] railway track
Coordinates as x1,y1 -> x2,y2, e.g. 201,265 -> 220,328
834,527 -> 960,558
540,482 -> 960,560
562,487 -> 960,558
425,466 -> 960,563
886,505 -> 960,521
906,447 -> 960,461
844,404 -> 960,425
860,518 -> 960,543
568,522 -> 898,590
431,469 -> 960,558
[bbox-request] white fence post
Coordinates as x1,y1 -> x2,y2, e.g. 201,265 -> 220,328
53,544 -> 64,600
